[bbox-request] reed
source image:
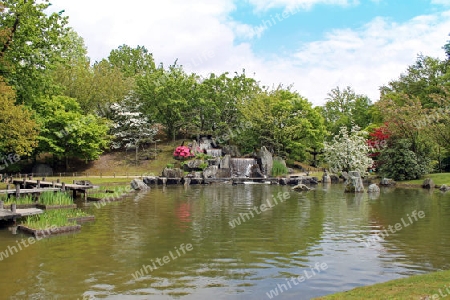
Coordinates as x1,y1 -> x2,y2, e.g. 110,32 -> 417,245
22,210 -> 77,229
3,195 -> 35,205
38,191 -> 73,206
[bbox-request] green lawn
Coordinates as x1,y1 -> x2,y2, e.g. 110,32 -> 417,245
400,172 -> 450,186
315,269 -> 450,300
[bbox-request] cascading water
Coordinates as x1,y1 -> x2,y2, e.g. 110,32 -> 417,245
206,149 -> 222,157
230,158 -> 258,177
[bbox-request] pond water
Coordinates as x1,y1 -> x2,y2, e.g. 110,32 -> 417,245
1,183 -> 450,300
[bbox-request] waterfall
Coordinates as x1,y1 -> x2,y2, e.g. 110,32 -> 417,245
206,149 -> 222,157
230,158 -> 258,177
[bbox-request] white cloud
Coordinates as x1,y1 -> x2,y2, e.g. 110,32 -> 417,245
246,0 -> 359,12
431,0 -> 450,6
49,0 -> 450,106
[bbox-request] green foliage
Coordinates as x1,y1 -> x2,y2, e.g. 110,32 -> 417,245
166,163 -> 174,169
3,195 -> 34,206
322,86 -> 374,137
0,77 -> 39,156
38,191 -> 73,206
199,162 -> 209,170
238,87 -> 326,161
88,185 -> 129,200
195,153 -> 213,160
33,96 -> 110,168
271,160 -> 288,177
0,0 -> 71,103
108,44 -> 155,78
22,209 -> 77,230
378,139 -> 431,181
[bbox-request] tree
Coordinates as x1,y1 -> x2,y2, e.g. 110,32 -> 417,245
109,94 -> 157,165
322,86 -> 373,136
33,96 -> 110,169
0,76 -> 39,158
378,139 -> 430,181
108,44 -> 156,78
238,87 -> 326,161
137,62 -> 196,140
323,125 -> 373,174
0,0 -> 70,103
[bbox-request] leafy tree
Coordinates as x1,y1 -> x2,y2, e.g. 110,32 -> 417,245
108,44 -> 156,78
378,139 -> 431,181
137,62 -> 196,140
109,94 -> 157,164
380,55 -> 447,108
323,125 -> 373,174
0,0 -> 70,103
0,76 -> 39,157
33,96 -> 110,169
322,86 -> 373,136
238,87 -> 326,161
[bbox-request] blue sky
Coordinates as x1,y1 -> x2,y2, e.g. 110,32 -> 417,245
50,0 -> 450,105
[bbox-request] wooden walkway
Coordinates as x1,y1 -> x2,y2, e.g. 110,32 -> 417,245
11,179 -> 94,200
0,208 -> 44,221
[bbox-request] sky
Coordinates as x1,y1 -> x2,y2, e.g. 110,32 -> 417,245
49,0 -> 450,106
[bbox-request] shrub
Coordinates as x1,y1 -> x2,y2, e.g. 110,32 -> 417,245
272,160 -> 288,177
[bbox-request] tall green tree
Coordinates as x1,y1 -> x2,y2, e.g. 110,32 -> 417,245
321,86 -> 373,136
0,0 -> 70,104
137,62 -> 197,140
108,44 -> 155,78
33,96 -> 110,169
0,76 -> 39,158
238,87 -> 325,161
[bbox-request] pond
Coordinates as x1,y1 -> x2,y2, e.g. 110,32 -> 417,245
1,183 -> 450,299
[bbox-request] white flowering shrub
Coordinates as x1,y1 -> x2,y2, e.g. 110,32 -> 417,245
324,125 -> 373,174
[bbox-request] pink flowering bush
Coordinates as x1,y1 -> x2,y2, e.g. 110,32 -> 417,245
173,146 -> 193,159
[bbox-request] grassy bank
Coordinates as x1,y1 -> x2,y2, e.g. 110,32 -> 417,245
399,172 -> 450,186
315,269 -> 450,299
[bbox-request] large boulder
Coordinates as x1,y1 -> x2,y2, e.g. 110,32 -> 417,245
322,173 -> 331,183
422,178 -> 435,189
203,165 -> 219,178
162,167 -> 184,178
131,179 -> 150,191
380,178 -> 396,186
440,184 -> 450,192
345,171 -> 365,193
186,159 -> 204,170
330,174 -> 340,183
367,184 -> 381,193
257,146 -> 273,177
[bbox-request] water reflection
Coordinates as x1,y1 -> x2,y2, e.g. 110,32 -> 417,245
0,184 -> 449,299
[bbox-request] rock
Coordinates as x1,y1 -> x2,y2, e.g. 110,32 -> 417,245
367,184 -> 380,193
203,165 -> 218,178
341,171 -> 349,181
287,168 -> 294,174
322,173 -> 331,183
162,168 -> 184,178
250,165 -> 265,178
330,174 -> 340,183
422,178 -> 435,189
131,179 -> 149,190
257,146 -> 273,177
220,154 -> 231,169
292,184 -> 312,191
380,178 -> 396,186
344,171 -> 365,193
310,177 -> 319,184
222,145 -> 241,157
439,184 -> 450,192
186,159 -> 204,170
143,176 -> 158,185
279,178 -> 288,185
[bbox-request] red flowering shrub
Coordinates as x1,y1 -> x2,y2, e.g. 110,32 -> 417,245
173,146 -> 193,159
